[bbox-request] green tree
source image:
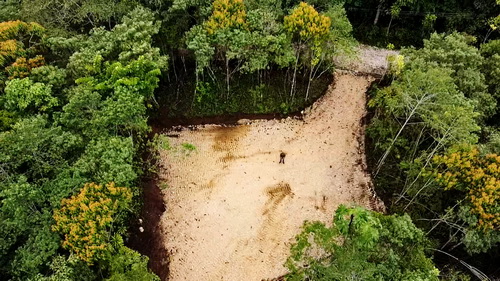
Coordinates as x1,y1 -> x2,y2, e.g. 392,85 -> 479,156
403,32 -> 496,119
369,65 -> 480,178
480,39 -> 500,99
3,78 -> 58,114
105,245 -> 160,281
286,205 -> 440,280
0,116 -> 82,179
58,7 -> 166,138
0,1 -> 20,22
64,6 -> 167,79
0,116 -> 84,279
73,137 -> 138,187
30,255 -> 96,281
19,0 -> 135,34
0,177 -> 61,278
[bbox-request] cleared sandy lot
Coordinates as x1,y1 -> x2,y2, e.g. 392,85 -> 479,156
157,72 -> 383,281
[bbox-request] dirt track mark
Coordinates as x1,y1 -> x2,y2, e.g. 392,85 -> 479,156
263,182 -> 295,216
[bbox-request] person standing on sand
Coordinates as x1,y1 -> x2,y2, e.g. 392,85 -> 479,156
279,152 -> 286,164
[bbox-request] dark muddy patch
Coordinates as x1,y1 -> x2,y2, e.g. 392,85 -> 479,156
212,125 -> 248,152
151,113 -> 303,133
127,179 -> 169,280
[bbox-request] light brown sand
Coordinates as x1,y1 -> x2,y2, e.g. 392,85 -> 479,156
157,72 -> 383,281
334,44 -> 398,76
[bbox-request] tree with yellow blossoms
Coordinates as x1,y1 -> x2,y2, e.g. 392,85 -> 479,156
430,147 -> 500,253
0,20 -> 46,90
284,2 -> 332,100
52,182 -> 133,264
5,55 -> 45,79
0,20 -> 45,67
204,0 -> 247,35
201,0 -> 248,95
284,2 -> 331,46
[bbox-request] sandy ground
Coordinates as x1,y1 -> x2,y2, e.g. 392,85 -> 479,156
334,44 -> 398,76
156,71 -> 384,281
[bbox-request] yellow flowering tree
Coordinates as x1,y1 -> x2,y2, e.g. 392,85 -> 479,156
0,20 -> 45,90
5,55 -> 45,79
430,147 -> 500,253
202,0 -> 248,95
0,20 -> 45,66
52,182 -> 133,264
204,0 -> 247,35
432,148 -> 500,231
284,2 -> 331,48
283,2 -> 332,100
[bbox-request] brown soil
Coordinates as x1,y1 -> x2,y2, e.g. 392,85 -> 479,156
127,179 -> 170,278
154,71 -> 384,281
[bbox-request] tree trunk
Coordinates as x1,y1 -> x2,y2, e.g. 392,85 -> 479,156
374,94 -> 431,177
192,62 -> 199,108
225,55 -> 230,99
386,15 -> 393,37
305,65 -> 314,101
290,52 -> 300,100
374,1 -> 384,25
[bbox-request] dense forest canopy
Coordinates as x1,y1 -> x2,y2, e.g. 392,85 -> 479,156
0,0 -> 499,280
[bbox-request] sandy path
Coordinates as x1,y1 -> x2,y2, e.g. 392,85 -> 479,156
157,72 -> 382,281
334,44 -> 398,76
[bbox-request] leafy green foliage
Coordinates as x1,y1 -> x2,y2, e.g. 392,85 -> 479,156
0,116 -> 82,179
74,137 -> 137,188
367,27 -> 500,278
480,39 -> 500,99
57,7 -> 166,139
0,7 -> 164,280
0,177 -> 61,278
105,245 -> 160,281
31,255 -> 97,281
0,117 -> 82,278
65,6 -> 167,79
29,66 -> 68,91
403,33 -> 496,119
0,1 -> 20,22
4,78 -> 58,113
286,205 -> 440,280
19,0 -> 136,34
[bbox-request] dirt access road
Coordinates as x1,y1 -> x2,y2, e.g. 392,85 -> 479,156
155,70 -> 384,281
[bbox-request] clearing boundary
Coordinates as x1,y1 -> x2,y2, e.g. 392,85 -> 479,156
156,71 -> 384,281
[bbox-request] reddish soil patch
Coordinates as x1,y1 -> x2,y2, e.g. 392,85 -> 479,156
127,179 -> 169,280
